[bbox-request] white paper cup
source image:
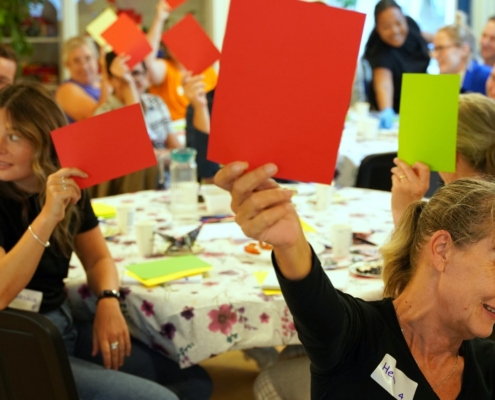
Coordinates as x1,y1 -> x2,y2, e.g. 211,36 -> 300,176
357,117 -> 380,140
315,184 -> 331,211
330,224 -> 352,259
116,204 -> 135,234
135,220 -> 157,257
355,102 -> 370,118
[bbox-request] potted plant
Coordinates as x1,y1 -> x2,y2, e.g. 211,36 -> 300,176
0,0 -> 43,56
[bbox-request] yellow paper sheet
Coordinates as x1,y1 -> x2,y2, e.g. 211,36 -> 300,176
125,266 -> 212,287
86,8 -> 118,47
300,218 -> 316,233
253,271 -> 282,296
92,203 -> 116,219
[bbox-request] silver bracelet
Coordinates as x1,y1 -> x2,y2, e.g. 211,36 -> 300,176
28,225 -> 50,248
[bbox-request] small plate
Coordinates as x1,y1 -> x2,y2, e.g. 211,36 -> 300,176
240,241 -> 325,263
349,260 -> 382,278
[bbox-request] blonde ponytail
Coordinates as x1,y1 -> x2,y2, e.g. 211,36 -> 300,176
381,178 -> 495,298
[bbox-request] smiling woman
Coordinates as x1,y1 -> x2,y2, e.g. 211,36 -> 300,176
364,0 -> 430,128
215,161 -> 495,399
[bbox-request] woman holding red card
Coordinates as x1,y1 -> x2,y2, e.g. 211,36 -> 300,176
0,82 -> 212,400
145,0 -> 217,122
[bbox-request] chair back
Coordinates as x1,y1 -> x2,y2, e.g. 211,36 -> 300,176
0,308 -> 79,400
355,152 -> 444,196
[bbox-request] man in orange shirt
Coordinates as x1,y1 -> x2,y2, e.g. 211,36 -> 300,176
145,0 -> 217,122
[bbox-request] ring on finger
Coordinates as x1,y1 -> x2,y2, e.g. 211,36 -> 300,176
61,176 -> 67,191
110,341 -> 119,350
399,174 -> 406,180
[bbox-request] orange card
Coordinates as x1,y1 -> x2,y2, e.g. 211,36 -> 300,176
167,0 -> 187,9
207,0 -> 365,184
101,13 -> 152,69
162,14 -> 221,75
51,104 -> 157,189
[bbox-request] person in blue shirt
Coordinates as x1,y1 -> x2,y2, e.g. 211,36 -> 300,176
433,12 -> 492,95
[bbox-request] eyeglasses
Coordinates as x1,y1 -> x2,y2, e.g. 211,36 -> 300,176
431,44 -> 458,53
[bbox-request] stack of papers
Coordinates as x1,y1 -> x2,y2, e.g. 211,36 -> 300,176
125,255 -> 212,287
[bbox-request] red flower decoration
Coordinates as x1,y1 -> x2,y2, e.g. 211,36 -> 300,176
208,304 -> 237,335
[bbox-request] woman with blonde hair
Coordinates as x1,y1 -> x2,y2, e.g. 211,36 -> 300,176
55,36 -> 107,123
391,93 -> 495,225
0,82 -> 212,400
432,12 -> 492,94
215,160 -> 495,399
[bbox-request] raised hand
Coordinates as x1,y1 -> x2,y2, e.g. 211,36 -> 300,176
41,168 -> 88,224
391,158 -> 430,226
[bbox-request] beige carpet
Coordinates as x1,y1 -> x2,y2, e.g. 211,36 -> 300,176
200,350 -> 259,400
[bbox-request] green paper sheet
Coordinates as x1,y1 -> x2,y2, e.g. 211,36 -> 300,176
398,74 -> 460,172
126,255 -> 211,280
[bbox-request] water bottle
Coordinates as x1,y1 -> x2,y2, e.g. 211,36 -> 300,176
170,148 -> 198,219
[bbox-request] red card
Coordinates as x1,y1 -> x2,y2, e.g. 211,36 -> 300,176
167,0 -> 187,10
162,14 -> 221,75
51,104 -> 157,189
101,13 -> 152,69
207,0 -> 365,184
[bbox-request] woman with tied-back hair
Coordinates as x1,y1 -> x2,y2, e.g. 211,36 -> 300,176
391,93 -> 495,226
432,11 -> 492,95
364,0 -> 430,129
215,159 -> 495,398
0,82 -> 212,400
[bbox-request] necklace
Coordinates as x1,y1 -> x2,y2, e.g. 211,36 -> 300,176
400,327 -> 459,389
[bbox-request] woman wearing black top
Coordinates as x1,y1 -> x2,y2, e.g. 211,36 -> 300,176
0,83 -> 212,400
364,0 -> 430,129
215,162 -> 495,399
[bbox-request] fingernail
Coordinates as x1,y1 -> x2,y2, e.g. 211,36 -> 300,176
264,164 -> 277,175
232,162 -> 248,173
284,189 -> 295,198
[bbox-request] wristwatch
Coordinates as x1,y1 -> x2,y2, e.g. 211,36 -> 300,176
97,289 -> 120,303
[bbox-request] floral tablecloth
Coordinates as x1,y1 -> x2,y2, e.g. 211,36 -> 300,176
66,186 -> 394,367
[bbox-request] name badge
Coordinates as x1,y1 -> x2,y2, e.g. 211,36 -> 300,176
8,289 -> 43,312
371,354 -> 418,400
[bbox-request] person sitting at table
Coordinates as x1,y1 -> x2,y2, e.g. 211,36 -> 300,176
433,12 -> 492,95
90,52 -> 182,197
55,36 -> 108,123
215,161 -> 495,399
390,93 -> 495,226
0,44 -> 17,90
145,0 -> 217,122
364,0 -> 430,129
0,82 -> 213,400
480,16 -> 495,67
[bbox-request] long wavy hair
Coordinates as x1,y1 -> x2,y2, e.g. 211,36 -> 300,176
0,82 -> 81,256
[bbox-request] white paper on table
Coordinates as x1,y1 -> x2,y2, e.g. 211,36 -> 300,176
197,222 -> 249,242
261,269 -> 349,291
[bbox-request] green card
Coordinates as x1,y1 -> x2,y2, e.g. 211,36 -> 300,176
398,74 -> 460,172
126,255 -> 211,280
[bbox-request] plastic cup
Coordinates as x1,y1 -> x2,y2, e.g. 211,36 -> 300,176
116,204 -> 135,235
330,224 -> 352,259
135,220 -> 157,257
315,184 -> 332,211
355,102 -> 370,118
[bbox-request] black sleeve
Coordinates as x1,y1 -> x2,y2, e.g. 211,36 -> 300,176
78,190 -> 99,234
0,210 -> 5,248
274,247 -> 384,375
185,90 -> 220,180
406,16 -> 421,34
368,47 -> 395,71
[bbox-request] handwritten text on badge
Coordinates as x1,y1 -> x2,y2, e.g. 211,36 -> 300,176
371,354 -> 418,400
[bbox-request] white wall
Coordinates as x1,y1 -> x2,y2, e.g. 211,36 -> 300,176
472,0 -> 495,39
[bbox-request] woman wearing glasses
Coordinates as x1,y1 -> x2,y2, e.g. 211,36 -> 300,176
432,12 -> 492,95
